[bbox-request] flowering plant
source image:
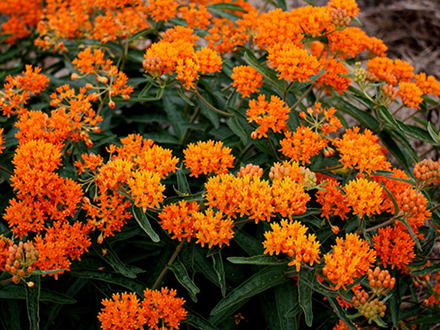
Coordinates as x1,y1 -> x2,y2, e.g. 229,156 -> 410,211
1,0 -> 440,329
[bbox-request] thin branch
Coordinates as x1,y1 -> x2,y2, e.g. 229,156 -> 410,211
152,240 -> 186,290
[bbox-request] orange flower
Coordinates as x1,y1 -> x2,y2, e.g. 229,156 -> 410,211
253,9 -> 303,49
193,47 -> 222,74
334,127 -> 390,174
193,208 -> 235,248
316,179 -> 350,220
161,26 -> 199,44
146,0 -> 178,22
176,58 -> 200,90
267,43 -> 322,82
372,226 -> 415,270
333,320 -> 360,330
344,177 -> 384,218
323,233 -> 376,289
183,140 -> 234,177
247,95 -> 290,138
263,219 -> 321,271
279,125 -> 327,165
328,27 -> 369,59
316,58 -> 350,94
367,57 -> 397,85
82,191 -> 132,240
0,128 -> 4,154
158,201 -> 200,242
415,72 -> 440,97
205,18 -> 249,54
397,188 -> 431,234
398,82 -> 423,109
271,177 -> 310,218
231,65 -> 264,98
72,48 -> 106,75
290,5 -> 331,37
327,0 -> 359,18
179,3 -> 211,29
127,170 -> 165,211
75,153 -> 104,175
99,292 -> 146,330
142,287 -> 187,330
205,173 -> 274,222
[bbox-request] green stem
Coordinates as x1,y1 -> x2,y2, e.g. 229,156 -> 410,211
257,0 -> 272,17
152,240 -> 186,290
0,165 -> 13,176
402,109 -> 420,123
190,89 -> 234,117
391,104 -> 405,116
365,215 -> 400,233
289,83 -> 314,111
180,106 -> 201,146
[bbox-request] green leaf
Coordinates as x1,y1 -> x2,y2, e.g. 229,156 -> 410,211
380,182 -> 399,215
69,269 -> 145,296
275,282 -> 298,328
132,206 -> 160,243
336,97 -> 380,131
206,8 -> 241,22
0,299 -> 21,330
379,130 -> 411,172
233,228 -> 265,256
243,52 -> 284,91
185,309 -> 219,330
0,283 -> 76,304
411,261 -> 440,276
324,295 -> 358,330
409,314 -> 440,324
298,269 -> 313,326
276,0 -> 287,11
93,241 -> 137,279
199,92 -> 220,129
193,246 -> 221,287
212,253 -> 227,297
210,265 -> 288,315
206,3 -> 247,12
389,268 -> 401,328
398,217 -> 422,251
178,88 -> 195,106
162,89 -> 185,139
168,259 -> 200,302
378,106 -> 399,127
25,276 -> 40,330
226,116 -> 249,145
398,121 -> 437,145
427,122 -> 440,146
162,191 -> 204,205
128,28 -> 155,42
227,255 -> 285,265
176,165 -> 191,195
31,269 -> 64,276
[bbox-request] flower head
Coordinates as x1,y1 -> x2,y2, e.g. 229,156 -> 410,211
263,219 -> 321,271
231,65 -> 264,98
344,177 -> 384,218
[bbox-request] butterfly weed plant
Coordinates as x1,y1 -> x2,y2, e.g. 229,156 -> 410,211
0,0 -> 440,329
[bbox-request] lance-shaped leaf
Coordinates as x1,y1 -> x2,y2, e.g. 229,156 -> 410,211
298,268 -> 314,326
168,259 -> 200,302
132,206 -> 160,243
212,253 -> 227,297
227,255 -> 285,266
210,265 -> 288,315
25,276 -> 40,330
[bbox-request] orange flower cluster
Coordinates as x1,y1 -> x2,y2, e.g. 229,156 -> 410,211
372,226 -> 415,270
301,102 -> 342,137
158,201 -> 200,242
72,48 -> 133,104
267,43 -> 322,82
162,26 -> 199,44
316,179 -> 350,220
398,82 -> 424,109
323,233 -> 376,289
0,128 -> 5,154
183,140 -> 234,177
1,65 -> 50,117
205,172 -> 310,222
179,3 -> 211,29
415,73 -> 440,97
231,65 -> 264,98
146,0 -> 178,22
367,57 -> 415,86
98,287 -> 186,330
344,177 -> 384,218
397,188 -> 431,234
334,127 -> 390,174
247,95 -> 290,138
317,58 -> 351,94
5,139 -> 83,238
328,0 -> 360,18
77,134 -> 178,238
263,219 -> 321,271
205,17 -> 250,54
192,208 -> 235,248
280,125 -> 327,165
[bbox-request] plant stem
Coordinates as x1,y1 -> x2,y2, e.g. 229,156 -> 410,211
152,240 -> 186,290
130,5 -> 152,29
180,106 -> 201,146
289,83 -> 314,111
365,215 -> 400,233
402,109 -> 420,123
0,165 -> 13,176
189,89 -> 234,117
